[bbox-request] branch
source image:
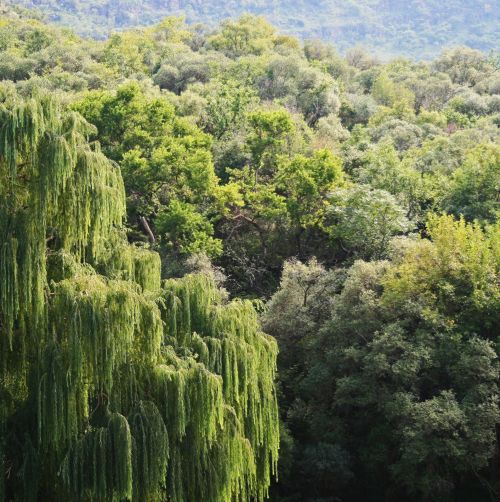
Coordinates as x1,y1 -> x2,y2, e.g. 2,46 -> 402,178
231,213 -> 268,255
139,216 -> 155,243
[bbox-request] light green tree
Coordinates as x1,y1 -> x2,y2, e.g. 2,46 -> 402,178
0,94 -> 279,502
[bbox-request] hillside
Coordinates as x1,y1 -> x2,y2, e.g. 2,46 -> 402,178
5,0 -> 500,58
1,4 -> 500,502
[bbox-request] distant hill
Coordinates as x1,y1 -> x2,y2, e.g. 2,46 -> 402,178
5,0 -> 500,58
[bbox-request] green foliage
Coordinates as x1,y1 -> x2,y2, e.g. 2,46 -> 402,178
208,15 -> 277,58
1,8 -> 499,502
276,149 -> 344,230
445,143 -> 500,223
5,1 -> 500,59
382,214 -> 499,336
246,109 -> 296,179
1,9 -> 498,293
327,184 -> 410,259
0,94 -> 279,502
202,78 -> 258,139
266,216 -> 500,500
74,82 -> 221,258
372,72 -> 415,109
156,201 -> 223,258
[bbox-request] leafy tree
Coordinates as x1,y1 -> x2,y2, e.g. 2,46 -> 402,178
383,214 -> 499,337
0,94 -> 279,502
340,92 -> 378,128
208,15 -> 276,58
246,108 -> 296,181
268,216 -> 500,501
355,143 -> 424,220
327,185 -> 411,259
275,149 -> 344,255
445,143 -> 500,223
372,72 -> 415,109
101,31 -> 154,76
258,54 -> 340,125
370,118 -> 423,152
219,144 -> 343,292
155,200 -> 223,257
201,78 -> 258,139
433,46 -> 493,86
153,47 -> 227,94
74,82 -> 222,258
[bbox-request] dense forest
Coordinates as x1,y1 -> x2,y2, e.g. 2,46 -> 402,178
0,5 -> 499,502
4,0 -> 500,58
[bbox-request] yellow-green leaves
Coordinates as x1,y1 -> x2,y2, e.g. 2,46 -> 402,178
1,95 -> 279,502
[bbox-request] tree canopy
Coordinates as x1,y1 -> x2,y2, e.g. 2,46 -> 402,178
0,92 -> 279,502
0,7 -> 499,502
4,0 -> 500,58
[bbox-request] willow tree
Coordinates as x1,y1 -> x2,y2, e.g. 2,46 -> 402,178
0,94 -> 279,502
